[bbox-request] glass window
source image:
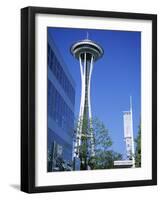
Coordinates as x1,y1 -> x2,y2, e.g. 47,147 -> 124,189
48,47 -> 75,105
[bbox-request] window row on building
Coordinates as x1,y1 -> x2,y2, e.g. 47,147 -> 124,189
48,43 -> 75,105
48,79 -> 74,135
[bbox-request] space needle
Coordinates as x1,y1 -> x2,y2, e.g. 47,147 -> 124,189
71,33 -> 103,170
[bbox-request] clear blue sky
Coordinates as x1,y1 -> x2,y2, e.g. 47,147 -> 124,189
48,27 -> 141,157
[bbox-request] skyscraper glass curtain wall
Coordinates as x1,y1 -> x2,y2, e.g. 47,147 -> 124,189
47,34 -> 75,172
48,79 -> 74,134
48,43 -> 75,105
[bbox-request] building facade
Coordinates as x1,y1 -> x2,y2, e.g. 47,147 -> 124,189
123,97 -> 135,167
47,29 -> 75,171
114,97 -> 135,168
123,111 -> 133,158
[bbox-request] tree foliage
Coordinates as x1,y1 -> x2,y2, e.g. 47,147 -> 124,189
89,150 -> 122,169
135,124 -> 141,167
75,117 -> 122,170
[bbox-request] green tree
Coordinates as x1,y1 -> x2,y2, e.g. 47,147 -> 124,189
75,117 -> 122,170
135,125 -> 141,167
90,150 -> 122,169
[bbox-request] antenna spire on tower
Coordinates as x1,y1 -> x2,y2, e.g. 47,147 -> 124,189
130,96 -> 132,112
86,32 -> 89,39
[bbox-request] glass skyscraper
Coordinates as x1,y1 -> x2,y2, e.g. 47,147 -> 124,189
47,29 -> 75,172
